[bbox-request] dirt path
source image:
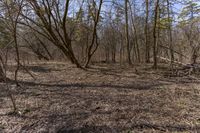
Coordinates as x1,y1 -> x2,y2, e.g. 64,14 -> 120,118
0,62 -> 200,133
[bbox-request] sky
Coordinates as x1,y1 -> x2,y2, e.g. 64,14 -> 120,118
69,0 -> 200,22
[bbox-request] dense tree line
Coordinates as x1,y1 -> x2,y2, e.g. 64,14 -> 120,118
0,0 -> 199,114
0,0 -> 199,71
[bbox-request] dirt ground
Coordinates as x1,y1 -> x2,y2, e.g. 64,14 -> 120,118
0,62 -> 200,133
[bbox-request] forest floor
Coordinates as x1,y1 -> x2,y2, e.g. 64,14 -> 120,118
0,61 -> 200,133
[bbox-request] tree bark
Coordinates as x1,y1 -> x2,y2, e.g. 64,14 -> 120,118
167,0 -> 174,68
145,0 -> 150,63
153,0 -> 159,69
0,65 -> 4,82
125,0 -> 132,65
129,0 -> 140,63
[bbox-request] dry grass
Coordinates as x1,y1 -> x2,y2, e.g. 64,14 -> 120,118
0,62 -> 200,133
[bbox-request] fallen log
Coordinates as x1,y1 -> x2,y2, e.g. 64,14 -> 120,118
157,56 -> 187,66
158,44 -> 189,59
158,56 -> 200,76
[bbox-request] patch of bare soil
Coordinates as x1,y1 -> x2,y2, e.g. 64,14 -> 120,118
0,62 -> 200,133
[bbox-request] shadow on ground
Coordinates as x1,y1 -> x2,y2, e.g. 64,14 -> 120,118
1,63 -> 200,132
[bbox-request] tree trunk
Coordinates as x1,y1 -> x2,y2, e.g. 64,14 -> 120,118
125,0 -> 131,65
111,45 -> 116,63
167,0 -> 174,68
145,0 -> 150,63
192,48 -> 198,64
153,0 -> 159,69
120,35 -> 123,65
0,65 -> 4,82
129,0 -> 140,63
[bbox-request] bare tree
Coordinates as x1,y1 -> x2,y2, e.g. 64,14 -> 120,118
3,0 -> 24,86
19,0 -> 82,68
0,43 -> 18,113
84,0 -> 103,68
